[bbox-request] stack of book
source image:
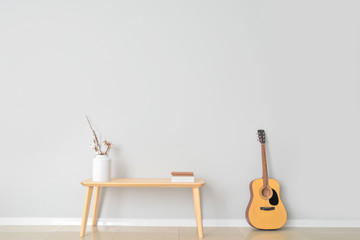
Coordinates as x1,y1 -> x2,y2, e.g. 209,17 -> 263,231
171,172 -> 195,182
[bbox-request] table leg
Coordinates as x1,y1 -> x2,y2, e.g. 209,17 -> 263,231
192,187 -> 204,238
80,186 -> 93,237
92,187 -> 101,226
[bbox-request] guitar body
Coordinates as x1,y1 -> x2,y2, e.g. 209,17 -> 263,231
246,178 -> 287,230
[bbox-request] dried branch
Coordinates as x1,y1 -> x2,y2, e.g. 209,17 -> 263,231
86,116 -> 113,155
86,116 -> 103,155
103,140 -> 113,155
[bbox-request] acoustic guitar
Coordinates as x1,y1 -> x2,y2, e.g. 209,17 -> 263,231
246,130 -> 287,230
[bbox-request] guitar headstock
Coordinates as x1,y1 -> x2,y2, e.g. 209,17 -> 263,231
257,129 -> 266,144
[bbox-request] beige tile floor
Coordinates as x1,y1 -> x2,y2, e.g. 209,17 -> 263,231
0,226 -> 359,240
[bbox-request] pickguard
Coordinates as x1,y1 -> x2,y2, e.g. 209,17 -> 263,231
269,189 -> 279,206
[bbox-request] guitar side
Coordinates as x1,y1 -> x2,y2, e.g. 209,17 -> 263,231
246,178 -> 287,230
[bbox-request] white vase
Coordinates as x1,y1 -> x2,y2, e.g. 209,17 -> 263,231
92,155 -> 111,182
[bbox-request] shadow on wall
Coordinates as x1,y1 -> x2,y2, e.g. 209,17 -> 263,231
111,145 -> 127,178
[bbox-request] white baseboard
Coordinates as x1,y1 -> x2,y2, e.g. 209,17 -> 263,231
0,218 -> 359,227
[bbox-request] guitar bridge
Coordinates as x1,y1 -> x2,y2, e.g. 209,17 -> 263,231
260,207 -> 275,211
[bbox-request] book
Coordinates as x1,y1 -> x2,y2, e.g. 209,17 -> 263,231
171,172 -> 195,182
171,172 -> 194,176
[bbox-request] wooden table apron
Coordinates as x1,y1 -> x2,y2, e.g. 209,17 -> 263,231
80,178 -> 206,238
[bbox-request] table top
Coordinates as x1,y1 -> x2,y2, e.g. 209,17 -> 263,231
81,178 -> 205,187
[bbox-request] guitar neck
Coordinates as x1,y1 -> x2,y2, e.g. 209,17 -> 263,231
261,143 -> 269,188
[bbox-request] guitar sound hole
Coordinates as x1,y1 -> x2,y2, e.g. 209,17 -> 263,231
269,189 -> 279,206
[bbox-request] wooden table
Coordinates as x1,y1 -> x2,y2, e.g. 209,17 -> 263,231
80,178 -> 206,238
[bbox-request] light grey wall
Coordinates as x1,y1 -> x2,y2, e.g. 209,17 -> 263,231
1,1 -> 359,221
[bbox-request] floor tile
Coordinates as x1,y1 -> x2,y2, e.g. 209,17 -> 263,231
0,226 -> 61,240
180,227 -> 244,240
238,227 -> 311,240
298,227 -> 360,240
0,226 -> 358,240
44,226 -> 120,240
117,226 -> 148,232
295,227 -> 360,234
118,226 -> 178,233
114,226 -> 179,240
0,232 -> 48,240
